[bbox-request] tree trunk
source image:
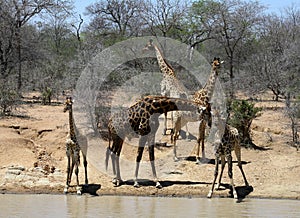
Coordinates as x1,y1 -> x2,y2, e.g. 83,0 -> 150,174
16,10 -> 22,92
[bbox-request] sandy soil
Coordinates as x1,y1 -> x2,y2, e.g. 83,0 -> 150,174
0,92 -> 299,200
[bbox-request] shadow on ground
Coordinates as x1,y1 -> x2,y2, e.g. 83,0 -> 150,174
82,184 -> 101,196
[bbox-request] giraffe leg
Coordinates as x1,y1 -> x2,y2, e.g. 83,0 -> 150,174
216,156 -> 226,190
148,137 -> 162,189
64,149 -> 71,194
185,124 -> 191,141
172,117 -> 181,162
114,154 -> 123,187
235,146 -> 249,186
227,154 -> 237,199
134,144 -> 145,188
82,151 -> 88,186
75,164 -> 81,195
163,112 -> 167,135
196,138 -> 201,164
111,137 -> 123,187
172,128 -> 179,162
201,128 -> 206,160
134,135 -> 147,188
170,111 -> 174,135
74,151 -> 81,195
196,121 -> 205,164
207,155 -> 219,198
110,152 -> 118,185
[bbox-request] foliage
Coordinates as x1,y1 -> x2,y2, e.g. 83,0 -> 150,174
228,99 -> 262,148
41,87 -> 52,105
0,87 -> 19,116
285,95 -> 300,150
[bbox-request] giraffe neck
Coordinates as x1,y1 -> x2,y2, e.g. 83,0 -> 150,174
154,45 -> 175,77
68,108 -> 76,140
203,68 -> 218,100
148,97 -> 200,114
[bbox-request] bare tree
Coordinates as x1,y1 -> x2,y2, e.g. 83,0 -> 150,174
11,0 -> 58,91
243,8 -> 300,101
142,0 -> 189,38
189,0 -> 265,97
86,0 -> 145,37
286,94 -> 300,151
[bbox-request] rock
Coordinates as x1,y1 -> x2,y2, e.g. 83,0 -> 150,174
6,170 -> 21,175
7,165 -> 25,171
36,178 -> 50,186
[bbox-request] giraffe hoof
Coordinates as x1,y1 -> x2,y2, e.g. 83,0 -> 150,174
233,191 -> 238,199
156,182 -> 162,189
76,187 -> 82,195
63,187 -> 68,194
112,178 -> 123,187
133,181 -> 140,188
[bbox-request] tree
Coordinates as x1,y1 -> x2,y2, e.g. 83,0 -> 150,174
228,99 -> 262,148
142,0 -> 189,38
86,0 -> 145,42
243,7 -> 300,101
285,94 -> 300,151
8,0 -> 57,91
189,0 -> 265,96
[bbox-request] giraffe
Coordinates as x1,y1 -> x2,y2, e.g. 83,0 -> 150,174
171,57 -> 222,162
207,111 -> 249,199
105,95 -> 207,188
63,96 -> 88,195
143,39 -> 189,135
171,110 -> 212,161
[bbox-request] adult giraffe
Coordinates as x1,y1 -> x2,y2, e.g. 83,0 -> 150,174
143,39 -> 189,135
105,95 -> 209,188
172,57 -> 222,162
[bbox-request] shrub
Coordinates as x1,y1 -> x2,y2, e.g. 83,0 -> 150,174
228,99 -> 262,148
0,88 -> 19,115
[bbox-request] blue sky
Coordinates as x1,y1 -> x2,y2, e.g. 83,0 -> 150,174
74,0 -> 299,21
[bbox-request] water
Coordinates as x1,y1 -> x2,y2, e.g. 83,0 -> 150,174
0,194 -> 299,218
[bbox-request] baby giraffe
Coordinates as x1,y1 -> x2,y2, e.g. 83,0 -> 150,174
63,96 -> 88,195
207,112 -> 249,199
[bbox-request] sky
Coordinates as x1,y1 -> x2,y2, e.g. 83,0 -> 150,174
74,0 -> 300,22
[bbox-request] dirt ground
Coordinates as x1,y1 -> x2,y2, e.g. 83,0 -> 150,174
0,92 -> 299,200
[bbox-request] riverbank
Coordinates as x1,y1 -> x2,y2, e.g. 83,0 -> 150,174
0,93 -> 299,199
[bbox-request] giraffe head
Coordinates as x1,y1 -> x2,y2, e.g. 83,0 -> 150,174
211,57 -> 223,74
142,39 -> 155,52
63,96 -> 73,112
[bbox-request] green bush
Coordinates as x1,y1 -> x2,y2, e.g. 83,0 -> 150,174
228,99 -> 262,147
41,87 -> 52,105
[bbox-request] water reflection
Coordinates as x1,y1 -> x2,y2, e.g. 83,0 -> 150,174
0,194 -> 299,217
